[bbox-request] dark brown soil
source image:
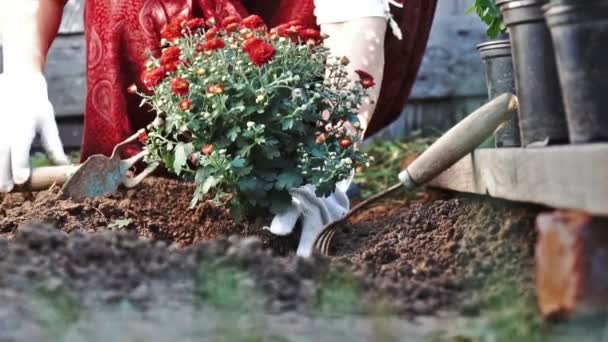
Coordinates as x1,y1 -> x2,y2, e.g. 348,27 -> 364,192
1,178 -> 299,253
330,195 -> 538,315
0,177 -> 540,319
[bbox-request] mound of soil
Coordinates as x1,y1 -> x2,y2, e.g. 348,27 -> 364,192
331,196 -> 539,315
1,178 -> 299,253
0,177 -> 540,318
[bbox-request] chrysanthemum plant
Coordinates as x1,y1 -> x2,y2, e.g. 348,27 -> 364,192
133,15 -> 371,221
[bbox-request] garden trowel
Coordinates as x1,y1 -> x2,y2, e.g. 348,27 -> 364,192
314,93 -> 520,255
12,129 -> 157,201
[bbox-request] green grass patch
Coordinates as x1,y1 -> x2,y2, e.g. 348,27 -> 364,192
195,260 -> 259,312
315,270 -> 363,315
356,131 -> 439,198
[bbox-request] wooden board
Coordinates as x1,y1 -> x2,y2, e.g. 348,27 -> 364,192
428,144 -> 608,216
59,0 -> 85,34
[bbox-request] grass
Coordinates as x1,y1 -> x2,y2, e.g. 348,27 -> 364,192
195,260 -> 259,312
435,272 -> 546,342
356,130 -> 439,198
315,270 -> 363,315
30,151 -> 81,168
33,288 -> 82,338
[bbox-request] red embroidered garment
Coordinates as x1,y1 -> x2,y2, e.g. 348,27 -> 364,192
81,0 -> 437,160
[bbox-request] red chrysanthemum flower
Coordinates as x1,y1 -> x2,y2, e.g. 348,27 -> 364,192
160,46 -> 181,71
141,67 -> 166,89
245,39 -> 276,67
225,22 -> 239,32
171,77 -> 190,96
339,137 -> 353,149
178,99 -> 193,111
299,28 -> 322,45
202,37 -> 225,52
355,69 -> 376,89
138,131 -> 149,144
221,15 -> 240,27
241,15 -> 266,31
207,84 -> 225,95
243,37 -> 261,53
273,20 -> 303,38
202,144 -> 214,156
161,15 -> 189,41
184,18 -> 206,31
205,27 -> 220,39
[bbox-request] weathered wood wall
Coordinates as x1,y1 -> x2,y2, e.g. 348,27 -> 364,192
370,0 -> 489,142
1,0 -> 489,149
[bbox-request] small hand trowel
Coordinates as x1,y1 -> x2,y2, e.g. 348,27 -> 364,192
314,93 -> 520,255
12,129 -> 157,201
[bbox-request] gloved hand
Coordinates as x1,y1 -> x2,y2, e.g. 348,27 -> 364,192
0,0 -> 69,192
265,176 -> 352,257
0,72 -> 69,192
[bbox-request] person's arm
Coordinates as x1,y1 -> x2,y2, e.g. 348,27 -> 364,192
319,18 -> 387,133
0,0 -> 68,192
1,0 -> 64,73
36,0 -> 67,72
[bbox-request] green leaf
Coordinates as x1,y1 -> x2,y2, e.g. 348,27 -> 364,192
230,199 -> 244,223
231,156 -> 247,169
281,118 -> 294,130
108,219 -> 132,229
227,127 -> 241,142
173,143 -> 193,175
276,170 -> 303,191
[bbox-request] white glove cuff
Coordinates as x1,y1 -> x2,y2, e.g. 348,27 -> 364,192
314,0 -> 403,39
1,0 -> 42,73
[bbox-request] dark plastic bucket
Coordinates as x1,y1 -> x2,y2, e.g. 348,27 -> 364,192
477,39 -> 521,147
498,0 -> 570,146
545,0 -> 608,143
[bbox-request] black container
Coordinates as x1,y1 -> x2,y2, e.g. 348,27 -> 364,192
545,0 -> 608,143
498,0 -> 570,146
477,39 -> 521,147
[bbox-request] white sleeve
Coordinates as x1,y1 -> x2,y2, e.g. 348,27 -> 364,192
313,0 -> 387,24
313,0 -> 404,40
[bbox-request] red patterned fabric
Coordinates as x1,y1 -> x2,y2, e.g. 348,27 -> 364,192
81,0 -> 436,161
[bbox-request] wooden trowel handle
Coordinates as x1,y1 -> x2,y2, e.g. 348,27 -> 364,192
12,164 -> 80,193
399,93 -> 518,188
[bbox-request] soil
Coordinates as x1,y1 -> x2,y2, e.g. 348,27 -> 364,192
0,177 -> 541,340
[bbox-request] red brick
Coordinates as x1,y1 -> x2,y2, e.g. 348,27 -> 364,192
536,210 -> 608,319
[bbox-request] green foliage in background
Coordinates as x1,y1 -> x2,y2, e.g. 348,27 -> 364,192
467,0 -> 506,38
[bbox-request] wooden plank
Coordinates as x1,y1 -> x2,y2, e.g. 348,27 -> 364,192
428,145 -> 608,216
45,34 -> 86,117
59,0 -> 85,34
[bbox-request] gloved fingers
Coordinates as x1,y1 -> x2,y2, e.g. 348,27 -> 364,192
296,204 -> 325,258
38,102 -> 69,165
290,186 -> 333,224
10,124 -> 36,185
265,199 -> 302,236
0,144 -> 14,192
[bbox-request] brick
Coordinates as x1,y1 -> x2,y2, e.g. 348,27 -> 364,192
535,210 -> 608,319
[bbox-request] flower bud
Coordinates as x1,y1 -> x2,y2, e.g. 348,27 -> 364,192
202,144 -> 214,156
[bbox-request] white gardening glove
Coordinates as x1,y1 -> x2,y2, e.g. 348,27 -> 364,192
0,73 -> 69,192
0,0 -> 69,192
265,176 -> 352,257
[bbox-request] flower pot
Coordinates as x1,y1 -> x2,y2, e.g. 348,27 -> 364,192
498,0 -> 570,146
477,39 -> 521,147
545,0 -> 608,143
